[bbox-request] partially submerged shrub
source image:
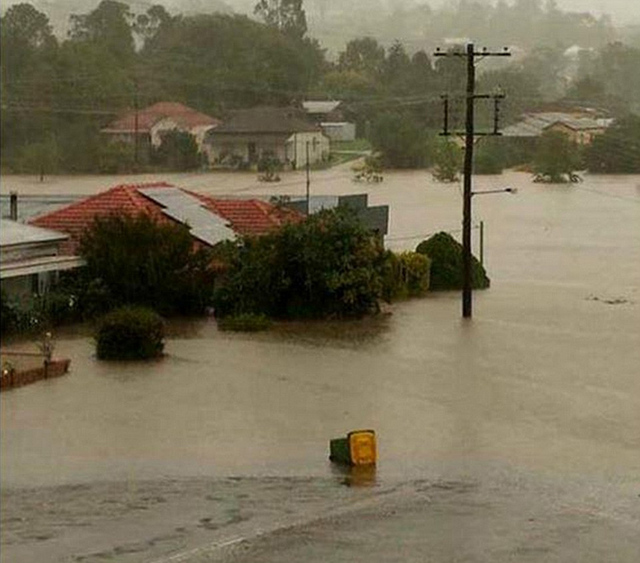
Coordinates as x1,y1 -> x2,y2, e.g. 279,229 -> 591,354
217,313 -> 271,332
95,306 -> 165,360
381,251 -> 431,300
416,232 -> 489,290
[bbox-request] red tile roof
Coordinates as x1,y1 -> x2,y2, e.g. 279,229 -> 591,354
102,102 -> 220,133
29,183 -> 302,255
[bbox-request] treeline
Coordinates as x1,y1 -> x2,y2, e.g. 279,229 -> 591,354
2,0 -> 640,174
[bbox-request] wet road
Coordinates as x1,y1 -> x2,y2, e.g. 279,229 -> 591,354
1,169 -> 639,561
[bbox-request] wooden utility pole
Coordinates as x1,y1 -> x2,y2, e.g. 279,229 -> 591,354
435,43 -> 510,318
305,141 -> 311,215
133,79 -> 139,172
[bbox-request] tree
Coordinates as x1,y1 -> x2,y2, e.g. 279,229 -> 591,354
69,0 -> 135,61
338,37 -> 385,77
586,115 -> 640,174
432,139 -> 462,182
370,112 -> 432,169
153,130 -> 202,171
213,207 -> 387,319
532,130 -> 582,183
416,232 -> 489,291
79,214 -> 215,316
254,0 -> 307,39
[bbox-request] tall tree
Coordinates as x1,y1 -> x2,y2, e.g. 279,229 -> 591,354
69,0 -> 135,61
254,0 -> 307,40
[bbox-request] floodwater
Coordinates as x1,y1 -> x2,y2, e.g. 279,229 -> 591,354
1,169 -> 639,491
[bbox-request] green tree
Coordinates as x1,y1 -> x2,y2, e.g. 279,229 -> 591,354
254,0 -> 307,39
153,130 -> 202,171
533,130 -> 582,183
586,115 -> 640,174
213,207 -> 387,319
79,214 -> 216,316
338,37 -> 385,76
432,139 -> 462,182
370,112 -> 432,169
69,0 -> 135,62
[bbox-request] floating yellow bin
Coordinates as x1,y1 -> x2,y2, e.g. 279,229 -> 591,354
330,429 -> 376,466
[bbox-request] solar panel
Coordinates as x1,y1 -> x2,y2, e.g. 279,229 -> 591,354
139,187 -> 236,246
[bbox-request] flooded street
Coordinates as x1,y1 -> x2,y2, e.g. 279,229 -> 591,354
2,169 -> 640,561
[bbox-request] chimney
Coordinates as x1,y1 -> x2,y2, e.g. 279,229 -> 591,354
9,191 -> 18,221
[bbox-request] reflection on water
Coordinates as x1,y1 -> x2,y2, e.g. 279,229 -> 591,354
1,172 -> 639,489
331,464 -> 378,488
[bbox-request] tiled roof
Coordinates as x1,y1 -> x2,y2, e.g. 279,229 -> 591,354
29,183 -> 301,254
211,107 -> 320,135
102,102 -> 220,133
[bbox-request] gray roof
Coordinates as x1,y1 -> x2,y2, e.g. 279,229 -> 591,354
210,107 -> 319,135
303,101 -> 341,114
0,220 -> 68,248
502,112 -> 606,138
138,187 -> 236,246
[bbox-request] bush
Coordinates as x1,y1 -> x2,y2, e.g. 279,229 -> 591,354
370,112 -> 432,169
381,251 -> 431,300
217,313 -> 271,332
416,232 -> 489,290
95,306 -> 165,360
79,214 -> 215,316
474,140 -> 505,174
213,207 -> 387,320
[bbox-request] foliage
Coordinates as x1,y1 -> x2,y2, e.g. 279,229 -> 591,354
432,139 -> 462,182
98,141 -> 135,174
381,251 -> 431,300
79,214 -> 215,316
257,155 -> 283,181
254,0 -> 307,39
416,232 -> 489,291
474,139 -> 505,175
352,153 -> 383,183
532,130 -> 582,183
95,306 -> 165,360
370,113 -> 432,169
0,291 -> 20,337
217,313 -> 272,332
152,130 -> 202,171
586,115 -> 640,173
213,207 -> 387,320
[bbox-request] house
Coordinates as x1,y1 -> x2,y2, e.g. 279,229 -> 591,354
0,220 -> 85,305
303,101 -> 356,142
502,112 -> 610,145
204,107 -> 330,168
101,102 -> 220,159
29,183 -> 303,255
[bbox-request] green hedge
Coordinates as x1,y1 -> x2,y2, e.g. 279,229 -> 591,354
416,232 -> 490,290
95,306 -> 165,361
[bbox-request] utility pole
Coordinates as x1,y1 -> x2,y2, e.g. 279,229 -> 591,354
133,79 -> 139,172
305,141 -> 310,215
435,43 -> 510,318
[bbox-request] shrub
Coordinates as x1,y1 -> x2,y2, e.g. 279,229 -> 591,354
213,207 -> 387,320
79,214 -> 215,316
432,139 -> 462,182
95,306 -> 165,360
474,140 -> 505,174
217,313 -> 271,332
416,232 -> 489,290
381,251 -> 431,300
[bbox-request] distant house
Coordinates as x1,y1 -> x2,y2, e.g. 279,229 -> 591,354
303,101 -> 356,142
204,107 -> 330,168
0,221 -> 84,305
101,102 -> 220,159
29,183 -> 302,254
502,112 -> 611,145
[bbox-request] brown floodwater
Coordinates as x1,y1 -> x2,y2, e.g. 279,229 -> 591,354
1,170 -> 639,489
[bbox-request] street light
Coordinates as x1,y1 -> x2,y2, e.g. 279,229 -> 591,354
463,186 -> 517,318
